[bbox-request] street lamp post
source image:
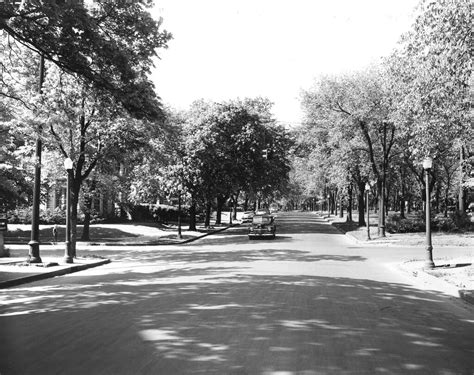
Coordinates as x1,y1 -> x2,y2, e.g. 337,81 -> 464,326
327,194 -> 330,218
423,157 -> 435,269
64,158 -> 74,263
365,182 -> 371,241
27,55 -> 45,264
177,188 -> 183,239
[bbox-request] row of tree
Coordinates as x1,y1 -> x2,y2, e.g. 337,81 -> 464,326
290,0 -> 473,233
0,1 -> 293,255
1,1 -> 171,257
156,98 -> 292,230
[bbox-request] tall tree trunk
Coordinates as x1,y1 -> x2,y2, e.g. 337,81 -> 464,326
357,182 -> 366,227
243,196 -> 249,211
80,179 -> 96,241
400,182 -> 406,219
400,197 -> 406,219
204,200 -> 212,227
232,191 -> 239,220
70,180 -> 81,258
339,193 -> 343,218
188,198 -> 197,231
377,177 -> 386,237
444,174 -> 450,217
81,196 -> 91,241
215,195 -> 225,225
347,184 -> 353,222
435,181 -> 441,214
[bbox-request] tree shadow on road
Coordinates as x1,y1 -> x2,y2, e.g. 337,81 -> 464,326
196,220 -> 343,247
1,256 -> 473,374
101,249 -> 368,264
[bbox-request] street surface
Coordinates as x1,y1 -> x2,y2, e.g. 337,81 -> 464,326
1,212 -> 473,374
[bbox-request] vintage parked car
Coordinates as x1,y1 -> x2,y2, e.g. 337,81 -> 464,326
248,214 -> 276,239
241,211 -> 255,224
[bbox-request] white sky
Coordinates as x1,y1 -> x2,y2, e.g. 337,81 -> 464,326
150,1 -> 417,125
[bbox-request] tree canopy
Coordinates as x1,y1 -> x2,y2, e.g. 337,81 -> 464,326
0,0 -> 171,120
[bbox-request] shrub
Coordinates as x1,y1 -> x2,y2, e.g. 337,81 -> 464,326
451,211 -> 473,231
387,211 -> 473,233
7,207 -> 32,224
433,215 -> 458,232
131,205 -> 155,221
89,209 -> 105,224
386,213 -> 425,233
40,207 -> 67,224
8,206 -> 67,224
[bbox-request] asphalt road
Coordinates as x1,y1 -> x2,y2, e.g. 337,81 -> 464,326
1,211 -> 473,374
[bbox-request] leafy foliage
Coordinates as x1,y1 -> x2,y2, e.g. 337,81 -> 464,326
293,0 -> 473,228
0,0 -> 172,120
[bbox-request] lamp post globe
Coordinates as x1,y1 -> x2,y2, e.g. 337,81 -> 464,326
64,158 -> 73,170
422,157 -> 433,170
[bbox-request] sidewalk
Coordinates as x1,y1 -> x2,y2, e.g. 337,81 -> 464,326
395,258 -> 474,305
0,223 -> 236,289
317,211 -> 474,306
0,256 -> 110,289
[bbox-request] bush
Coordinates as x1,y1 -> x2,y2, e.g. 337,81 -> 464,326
89,209 -> 105,224
7,207 -> 32,224
433,215 -> 458,232
40,207 -> 67,224
451,211 -> 473,231
432,211 -> 473,232
8,206 -> 67,224
121,204 -> 191,223
386,213 -> 425,233
131,205 -> 155,221
387,211 -> 473,233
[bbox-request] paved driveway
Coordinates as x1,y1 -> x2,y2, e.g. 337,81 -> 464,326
1,212 -> 473,374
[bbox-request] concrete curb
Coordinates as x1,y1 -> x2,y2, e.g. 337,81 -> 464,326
0,259 -> 111,289
393,261 -> 474,306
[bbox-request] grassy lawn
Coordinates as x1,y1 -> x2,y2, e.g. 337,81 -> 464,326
330,210 -> 474,247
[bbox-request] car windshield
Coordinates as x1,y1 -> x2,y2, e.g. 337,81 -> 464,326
252,216 -> 272,225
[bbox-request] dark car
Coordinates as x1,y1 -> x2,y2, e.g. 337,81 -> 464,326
248,214 -> 276,239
